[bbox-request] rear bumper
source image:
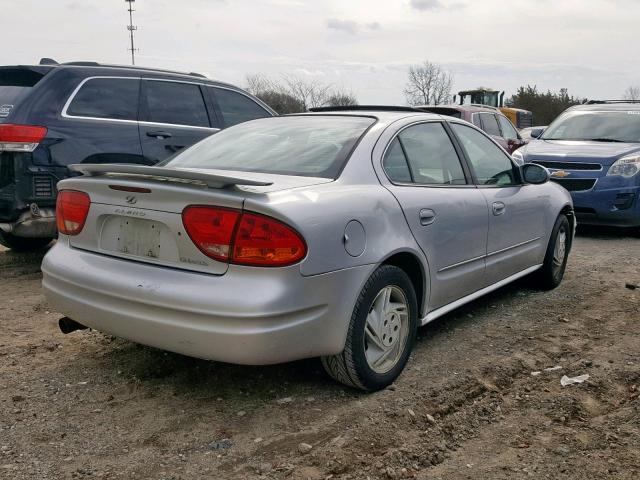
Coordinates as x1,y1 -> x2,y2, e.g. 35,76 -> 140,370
42,241 -> 372,365
571,184 -> 640,227
1,152 -> 65,236
0,207 -> 57,237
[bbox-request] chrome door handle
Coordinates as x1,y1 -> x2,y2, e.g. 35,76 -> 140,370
146,130 -> 173,139
419,208 -> 436,226
492,201 -> 506,216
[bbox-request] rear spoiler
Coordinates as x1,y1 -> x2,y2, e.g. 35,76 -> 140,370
68,164 -> 273,189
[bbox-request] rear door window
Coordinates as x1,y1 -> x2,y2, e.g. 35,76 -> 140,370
383,138 -> 412,183
66,77 -> 140,121
210,87 -> 271,127
395,122 -> 467,185
0,68 -> 46,122
479,113 -> 501,136
142,80 -> 210,128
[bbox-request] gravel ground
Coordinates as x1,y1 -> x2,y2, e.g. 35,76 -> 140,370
1,228 -> 639,479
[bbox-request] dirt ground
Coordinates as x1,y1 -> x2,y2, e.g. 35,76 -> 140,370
1,228 -> 639,480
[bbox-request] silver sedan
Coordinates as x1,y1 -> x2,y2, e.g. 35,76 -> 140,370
42,108 -> 574,391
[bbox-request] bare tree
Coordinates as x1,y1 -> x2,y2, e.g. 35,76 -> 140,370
245,73 -> 273,96
245,74 -> 305,114
325,90 -> 358,107
282,76 -> 333,109
623,85 -> 640,101
404,61 -> 453,106
246,74 -> 359,113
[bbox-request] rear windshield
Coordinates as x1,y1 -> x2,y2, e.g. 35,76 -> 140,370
164,115 -> 375,178
542,110 -> 640,143
0,68 -> 45,121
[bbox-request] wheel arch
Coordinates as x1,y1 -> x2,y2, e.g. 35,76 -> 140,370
380,250 -> 429,317
559,203 -> 576,246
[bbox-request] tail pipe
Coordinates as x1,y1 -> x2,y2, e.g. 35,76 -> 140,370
58,317 -> 88,334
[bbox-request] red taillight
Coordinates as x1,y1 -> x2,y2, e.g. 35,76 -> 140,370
181,206 -> 307,267
0,124 -> 47,152
56,190 -> 91,235
182,206 -> 241,262
233,212 -> 306,266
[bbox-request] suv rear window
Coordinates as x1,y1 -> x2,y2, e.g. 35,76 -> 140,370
0,68 -> 46,122
210,87 -> 271,127
66,77 -> 140,121
164,115 -> 375,178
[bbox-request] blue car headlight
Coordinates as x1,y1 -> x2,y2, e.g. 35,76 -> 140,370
607,155 -> 640,177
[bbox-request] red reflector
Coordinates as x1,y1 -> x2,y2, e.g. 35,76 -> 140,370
108,185 -> 152,193
182,206 -> 241,262
56,190 -> 91,235
0,124 -> 48,143
233,212 -> 306,266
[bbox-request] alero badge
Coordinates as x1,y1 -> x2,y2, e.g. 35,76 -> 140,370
550,170 -> 571,178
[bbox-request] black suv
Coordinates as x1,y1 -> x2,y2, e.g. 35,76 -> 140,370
0,59 -> 275,250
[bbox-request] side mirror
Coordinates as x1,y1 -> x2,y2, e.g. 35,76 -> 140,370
522,163 -> 549,184
530,128 -> 544,139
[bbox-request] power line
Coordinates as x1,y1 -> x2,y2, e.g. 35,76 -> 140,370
125,0 -> 138,65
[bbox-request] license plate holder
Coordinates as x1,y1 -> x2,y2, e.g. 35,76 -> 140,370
117,217 -> 162,259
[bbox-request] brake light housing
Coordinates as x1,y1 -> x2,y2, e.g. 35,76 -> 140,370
56,190 -> 91,235
0,124 -> 48,152
182,206 -> 306,267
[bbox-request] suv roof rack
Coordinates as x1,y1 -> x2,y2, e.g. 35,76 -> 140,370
309,105 -> 422,113
58,61 -> 208,79
39,58 -> 59,65
584,99 -> 640,104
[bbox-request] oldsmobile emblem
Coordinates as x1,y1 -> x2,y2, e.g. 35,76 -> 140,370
550,170 -> 571,178
0,104 -> 13,118
125,195 -> 137,205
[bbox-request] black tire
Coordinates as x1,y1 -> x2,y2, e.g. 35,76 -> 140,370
535,214 -> 571,290
0,230 -> 52,252
321,265 -> 418,391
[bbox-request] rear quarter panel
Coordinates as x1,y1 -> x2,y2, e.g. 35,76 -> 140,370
243,179 -> 425,277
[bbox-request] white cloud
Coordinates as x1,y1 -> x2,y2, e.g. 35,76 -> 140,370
326,18 -> 359,34
326,18 -> 382,35
409,0 -> 444,10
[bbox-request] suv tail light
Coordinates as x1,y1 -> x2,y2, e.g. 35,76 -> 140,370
182,206 -> 306,267
56,190 -> 91,235
0,124 -> 48,152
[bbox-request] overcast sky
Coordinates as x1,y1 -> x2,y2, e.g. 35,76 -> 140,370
3,0 -> 639,103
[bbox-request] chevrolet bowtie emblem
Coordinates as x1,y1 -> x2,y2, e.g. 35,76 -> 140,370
550,170 -> 571,178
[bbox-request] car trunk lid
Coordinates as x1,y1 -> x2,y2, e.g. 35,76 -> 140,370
60,164 -> 331,274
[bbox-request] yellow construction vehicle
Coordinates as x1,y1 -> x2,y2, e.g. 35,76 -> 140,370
453,89 -> 533,129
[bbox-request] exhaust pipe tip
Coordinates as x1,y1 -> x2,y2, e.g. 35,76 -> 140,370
58,317 -> 88,334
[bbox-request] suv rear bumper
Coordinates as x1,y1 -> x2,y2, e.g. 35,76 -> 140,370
42,241 -> 372,365
0,207 -> 57,237
0,153 -> 65,236
571,185 -> 640,227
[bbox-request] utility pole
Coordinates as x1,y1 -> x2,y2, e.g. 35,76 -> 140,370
125,0 -> 138,65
